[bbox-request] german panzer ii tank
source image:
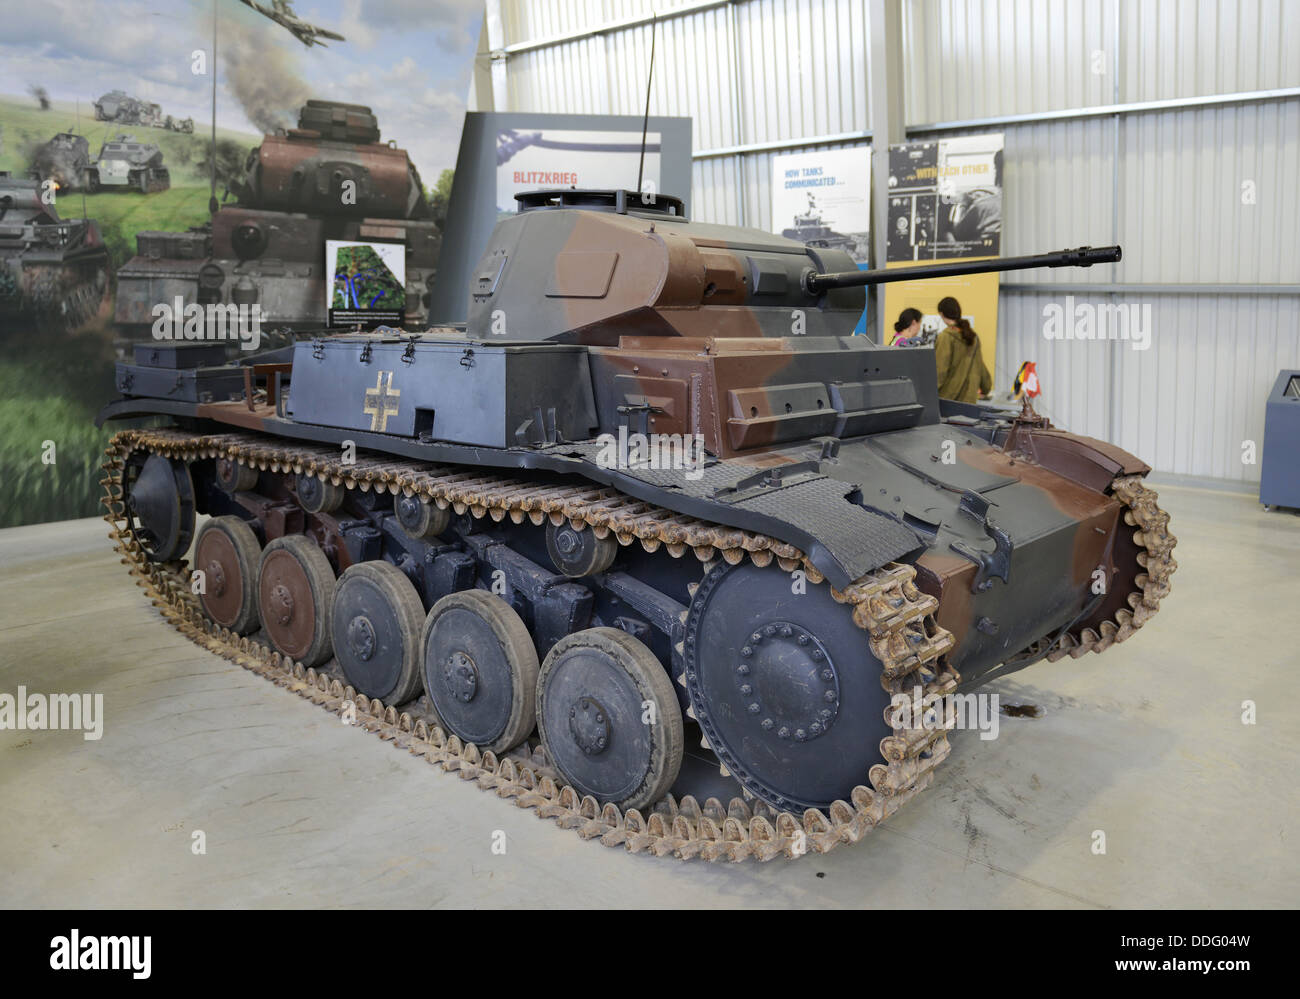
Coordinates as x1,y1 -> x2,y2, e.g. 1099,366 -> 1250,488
112,100 -> 441,338
97,189 -> 1176,861
0,171 -> 110,333
89,134 -> 170,194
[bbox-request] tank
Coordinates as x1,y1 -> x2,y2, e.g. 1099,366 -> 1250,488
111,100 -> 441,338
96,189 -> 1177,862
92,90 -> 162,127
0,172 -> 111,333
782,192 -> 856,251
90,134 -> 170,193
28,133 -> 94,192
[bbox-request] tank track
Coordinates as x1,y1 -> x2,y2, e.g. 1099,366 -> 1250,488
1045,476 -> 1178,660
101,426 -> 960,861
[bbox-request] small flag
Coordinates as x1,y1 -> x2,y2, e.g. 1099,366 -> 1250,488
1014,361 -> 1041,398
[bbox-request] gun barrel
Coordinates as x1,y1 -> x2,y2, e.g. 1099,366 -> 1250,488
805,245 -> 1122,294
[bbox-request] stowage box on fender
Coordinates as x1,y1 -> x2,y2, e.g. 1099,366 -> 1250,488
285,333 -> 598,448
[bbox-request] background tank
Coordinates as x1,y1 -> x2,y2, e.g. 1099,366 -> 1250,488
781,192 -> 855,251
112,100 -> 441,337
90,134 -> 170,193
28,133 -> 93,192
0,171 -> 111,333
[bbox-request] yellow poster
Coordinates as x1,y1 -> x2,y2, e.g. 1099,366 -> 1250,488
883,258 -> 1000,378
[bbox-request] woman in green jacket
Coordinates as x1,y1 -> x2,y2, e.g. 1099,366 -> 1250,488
933,296 -> 992,403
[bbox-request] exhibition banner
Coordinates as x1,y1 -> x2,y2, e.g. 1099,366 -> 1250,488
496,128 -> 662,218
885,134 -> 1004,375
771,146 -> 871,331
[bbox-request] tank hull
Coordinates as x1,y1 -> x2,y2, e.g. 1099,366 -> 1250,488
94,192 -> 1176,859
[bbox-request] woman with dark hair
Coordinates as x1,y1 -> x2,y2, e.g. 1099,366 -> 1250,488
891,307 -> 923,345
934,296 -> 992,402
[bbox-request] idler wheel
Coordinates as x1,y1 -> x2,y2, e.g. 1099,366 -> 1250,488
296,473 -> 343,514
215,457 -> 258,493
420,590 -> 538,752
683,561 -> 893,812
545,521 -> 617,578
257,535 -> 336,667
536,628 -> 682,811
125,452 -> 195,562
193,516 -> 261,634
330,561 -> 424,703
394,493 -> 450,540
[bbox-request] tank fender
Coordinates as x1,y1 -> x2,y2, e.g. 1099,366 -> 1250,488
1001,427 -> 1150,493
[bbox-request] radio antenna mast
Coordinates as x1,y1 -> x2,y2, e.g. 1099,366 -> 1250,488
635,13 -> 658,200
77,99 -> 87,220
209,0 -> 219,215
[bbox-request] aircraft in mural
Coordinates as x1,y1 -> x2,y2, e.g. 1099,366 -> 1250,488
238,0 -> 346,48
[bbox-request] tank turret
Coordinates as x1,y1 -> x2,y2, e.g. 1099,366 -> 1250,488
234,100 -> 429,219
465,188 -> 1119,344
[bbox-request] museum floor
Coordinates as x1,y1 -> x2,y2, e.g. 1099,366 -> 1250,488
1,482 -> 1294,909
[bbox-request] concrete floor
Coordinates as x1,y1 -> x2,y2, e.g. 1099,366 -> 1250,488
1,482 -> 1296,909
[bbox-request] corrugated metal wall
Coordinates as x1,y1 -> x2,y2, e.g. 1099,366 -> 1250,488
487,0 -> 1300,485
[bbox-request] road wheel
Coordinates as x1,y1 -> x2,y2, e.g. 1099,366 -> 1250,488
258,535 -> 335,667
331,561 -> 424,704
194,516 -> 261,634
421,589 -> 538,753
536,628 -> 682,811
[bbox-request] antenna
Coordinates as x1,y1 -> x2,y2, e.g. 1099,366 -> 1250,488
77,99 -> 86,221
635,13 -> 658,201
209,0 -> 219,215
